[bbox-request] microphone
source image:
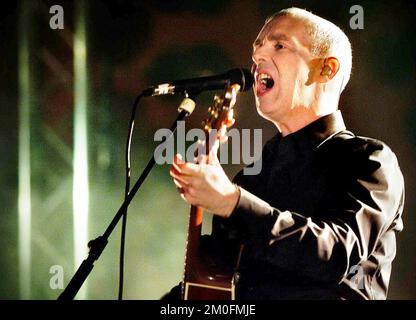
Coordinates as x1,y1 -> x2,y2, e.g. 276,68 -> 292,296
143,68 -> 254,96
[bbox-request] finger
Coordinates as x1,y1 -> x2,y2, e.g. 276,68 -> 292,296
172,160 -> 181,173
173,178 -> 186,189
175,153 -> 185,163
197,154 -> 209,165
173,153 -> 201,176
195,151 -> 219,166
178,162 -> 202,176
170,165 -> 186,178
180,192 -> 187,202
180,191 -> 192,203
219,135 -> 229,144
208,149 -> 220,165
180,191 -> 199,206
170,170 -> 191,186
172,154 -> 184,171
209,137 -> 220,155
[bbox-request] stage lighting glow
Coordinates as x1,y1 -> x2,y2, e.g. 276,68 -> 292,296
73,0 -> 89,300
18,1 -> 31,300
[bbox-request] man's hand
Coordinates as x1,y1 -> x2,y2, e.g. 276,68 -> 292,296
170,153 -> 239,218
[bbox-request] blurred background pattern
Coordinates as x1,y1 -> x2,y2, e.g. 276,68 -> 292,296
0,0 -> 415,299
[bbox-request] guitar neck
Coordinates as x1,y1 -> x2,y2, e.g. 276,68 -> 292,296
186,205 -> 204,258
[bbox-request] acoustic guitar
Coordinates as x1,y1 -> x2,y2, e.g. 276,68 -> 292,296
182,84 -> 242,300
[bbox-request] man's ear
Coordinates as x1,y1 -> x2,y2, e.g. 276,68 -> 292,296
306,57 -> 340,86
319,57 -> 340,81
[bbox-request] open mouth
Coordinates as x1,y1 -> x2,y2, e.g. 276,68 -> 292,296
256,72 -> 275,96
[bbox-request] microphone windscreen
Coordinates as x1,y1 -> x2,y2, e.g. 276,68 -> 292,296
227,68 -> 254,92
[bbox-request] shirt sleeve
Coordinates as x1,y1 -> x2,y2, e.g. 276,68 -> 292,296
220,139 -> 405,284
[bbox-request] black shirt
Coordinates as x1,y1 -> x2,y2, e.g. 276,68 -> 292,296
212,110 -> 404,300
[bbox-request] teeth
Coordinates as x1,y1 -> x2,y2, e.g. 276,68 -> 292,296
258,73 -> 274,88
259,73 -> 271,80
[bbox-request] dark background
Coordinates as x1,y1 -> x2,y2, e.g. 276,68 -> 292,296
0,0 -> 415,299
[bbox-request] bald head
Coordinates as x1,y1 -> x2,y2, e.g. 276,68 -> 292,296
265,8 -> 352,92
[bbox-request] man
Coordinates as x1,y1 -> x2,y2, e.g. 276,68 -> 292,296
169,8 -> 404,299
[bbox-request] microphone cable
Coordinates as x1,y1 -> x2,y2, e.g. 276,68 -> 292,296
118,91 -> 145,300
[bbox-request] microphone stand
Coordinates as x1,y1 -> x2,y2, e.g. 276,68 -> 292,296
58,96 -> 196,300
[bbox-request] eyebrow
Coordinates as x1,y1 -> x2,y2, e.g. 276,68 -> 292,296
253,33 -> 292,48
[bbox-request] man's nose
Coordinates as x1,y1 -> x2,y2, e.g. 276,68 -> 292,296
252,46 -> 268,65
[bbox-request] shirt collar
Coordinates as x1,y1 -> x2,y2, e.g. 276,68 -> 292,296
265,110 -> 347,156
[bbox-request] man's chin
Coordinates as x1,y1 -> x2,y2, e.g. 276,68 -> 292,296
256,101 -> 274,115
256,104 -> 275,121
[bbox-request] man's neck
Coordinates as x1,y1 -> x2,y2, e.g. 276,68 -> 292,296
274,108 -> 337,137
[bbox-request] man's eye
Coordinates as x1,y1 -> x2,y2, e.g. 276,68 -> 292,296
275,43 -> 284,50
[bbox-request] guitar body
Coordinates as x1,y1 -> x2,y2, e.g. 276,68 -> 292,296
181,84 -> 242,300
183,207 -> 235,300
